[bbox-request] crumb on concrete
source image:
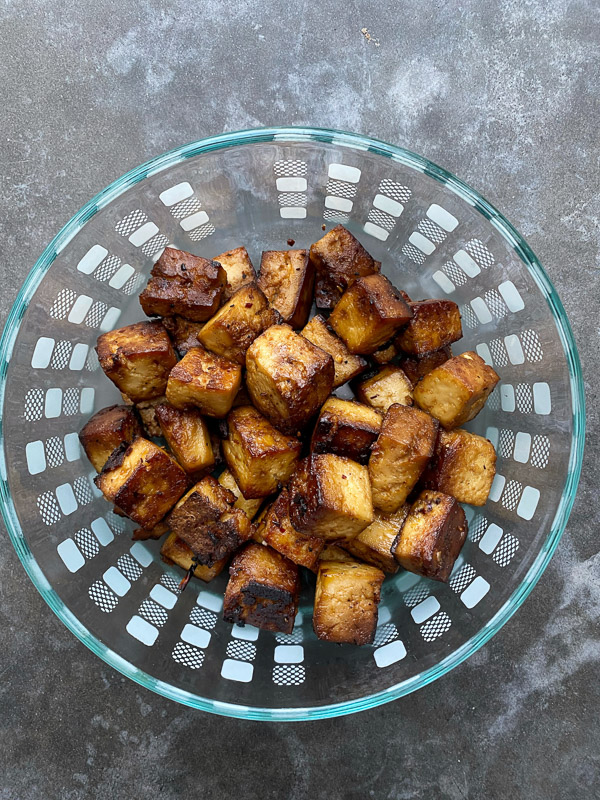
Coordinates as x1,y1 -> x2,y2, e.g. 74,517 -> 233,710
361,27 -> 380,46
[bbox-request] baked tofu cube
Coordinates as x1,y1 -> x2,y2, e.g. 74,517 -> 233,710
96,321 -> 177,402
301,314 -> 367,388
197,284 -> 279,364
257,249 -> 314,329
392,490 -> 468,581
329,274 -> 413,355
132,520 -> 170,541
155,403 -> 214,474
343,506 -> 409,573
218,469 -> 263,519
423,429 -> 497,506
162,316 -> 205,356
396,299 -> 463,356
399,346 -> 452,387
413,351 -> 500,428
246,324 -> 334,434
313,561 -> 384,645
354,365 -> 413,414
79,404 -> 142,472
255,490 -> 324,570
310,398 -> 382,465
369,404 -> 438,513
135,396 -> 166,438
139,246 -> 226,321
95,437 -> 188,528
215,246 -> 256,301
222,405 -> 302,499
160,531 -> 227,583
166,346 -> 242,417
317,544 -> 359,565
372,340 -> 400,365
223,542 -> 300,633
167,476 -> 253,566
289,454 -> 373,542
309,224 -> 381,309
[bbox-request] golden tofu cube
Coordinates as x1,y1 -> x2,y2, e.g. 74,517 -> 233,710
317,544 -> 359,565
162,316 -> 205,357
371,340 -> 400,365
96,321 -> 177,402
354,365 -> 413,414
160,532 -> 227,583
301,314 -> 367,388
246,324 -> 334,434
257,249 -> 314,329
215,246 -> 257,301
369,404 -> 438,513
135,395 -> 166,438
197,283 -> 279,364
289,453 -> 374,542
155,403 -> 214,475
310,397 -> 382,465
343,506 -> 409,573
255,489 -> 324,570
396,299 -> 462,356
423,428 -> 497,506
392,490 -> 467,581
166,346 -> 242,417
399,346 -> 452,387
79,404 -> 142,472
132,520 -> 170,541
329,274 -> 413,355
413,351 -> 500,428
313,561 -> 384,645
222,405 -> 302,499
139,246 -> 226,321
223,542 -> 300,633
218,469 -> 263,519
95,437 -> 188,528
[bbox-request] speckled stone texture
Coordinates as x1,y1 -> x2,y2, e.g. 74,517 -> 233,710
1,1 -> 598,798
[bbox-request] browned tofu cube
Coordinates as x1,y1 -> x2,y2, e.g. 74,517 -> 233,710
257,249 -> 314,329
246,324 -> 334,434
398,346 -> 452,387
222,405 -> 302,499
369,404 -> 438,513
392,490 -> 467,581
354,365 -> 413,414
342,506 -> 409,573
301,314 -> 367,388
396,299 -> 462,356
329,274 -> 412,355
317,544 -> 359,565
167,476 -> 253,566
160,531 -> 227,583
289,453 -> 373,542
371,340 -> 400,365
132,520 -> 170,541
135,396 -> 166,438
313,561 -> 384,645
155,403 -> 214,474
162,316 -> 205,356
139,246 -> 226,321
255,489 -> 324,570
218,469 -> 263,519
215,246 -> 256,301
310,397 -> 382,465
413,351 -> 500,428
197,284 -> 279,364
309,224 -> 381,309
96,321 -> 177,402
422,429 -> 497,506
166,346 -> 242,417
223,543 -> 300,633
95,437 -> 188,528
79,404 -> 142,472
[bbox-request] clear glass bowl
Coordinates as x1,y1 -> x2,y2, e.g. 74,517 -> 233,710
0,127 -> 584,721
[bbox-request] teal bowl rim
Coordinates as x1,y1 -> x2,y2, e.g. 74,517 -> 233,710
0,126 -> 585,721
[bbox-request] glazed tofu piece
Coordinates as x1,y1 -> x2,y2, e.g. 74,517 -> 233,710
310,397 -> 382,465
369,404 -> 438,513
309,225 -> 381,309
422,428 -> 497,506
399,347 -> 452,387
161,316 -> 205,357
396,299 -> 462,356
139,246 -> 226,321
342,506 -> 409,573
257,249 -> 314,329
95,437 -> 188,528
222,405 -> 302,499
160,531 -> 227,583
135,396 -> 166,438
166,346 -> 242,417
301,314 -> 367,388
223,543 -> 300,634
354,365 -> 413,414
167,476 -> 253,566
132,520 -> 170,541
329,274 -> 413,355
317,544 -> 359,565
155,403 -> 214,474
218,468 -> 263,519
214,246 -> 256,301
254,489 -> 324,570
392,490 -> 468,581
313,561 -> 384,645
96,321 -> 177,402
288,453 -> 373,542
413,351 -> 500,428
246,324 -> 334,435
371,340 -> 400,365
79,404 -> 142,472
197,284 -> 279,364
232,382 -> 253,408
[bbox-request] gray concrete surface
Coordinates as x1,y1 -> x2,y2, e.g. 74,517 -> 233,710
1,1 -> 599,798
